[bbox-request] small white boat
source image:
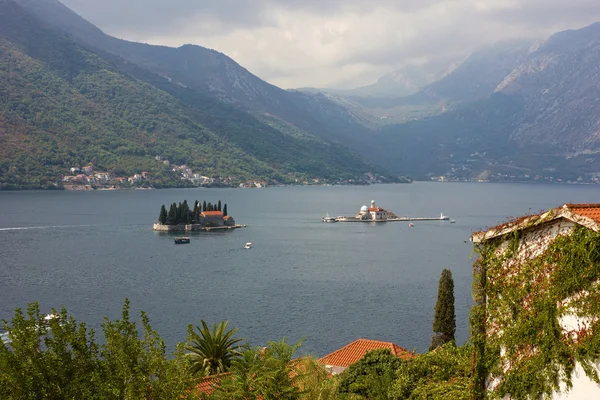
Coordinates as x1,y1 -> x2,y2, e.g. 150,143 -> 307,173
450,219 -> 456,223
409,223 -> 414,227
244,242 -> 252,249
322,213 -> 337,223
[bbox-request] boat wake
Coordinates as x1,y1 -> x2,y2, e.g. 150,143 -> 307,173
0,224 -> 92,231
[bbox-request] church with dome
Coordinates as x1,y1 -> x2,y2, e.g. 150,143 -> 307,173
356,200 -> 388,221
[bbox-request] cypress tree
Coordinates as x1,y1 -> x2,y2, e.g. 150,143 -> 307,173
193,201 -> 199,223
176,202 -> 183,225
217,200 -> 222,212
167,203 -> 176,225
159,205 -> 167,224
430,269 -> 456,350
203,201 -> 207,212
207,202 -> 213,212
223,204 -> 228,217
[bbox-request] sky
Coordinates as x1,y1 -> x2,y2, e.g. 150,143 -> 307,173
60,0 -> 600,89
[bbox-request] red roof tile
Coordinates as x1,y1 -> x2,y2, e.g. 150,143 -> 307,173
471,203 -> 600,242
566,203 -> 600,223
223,216 -> 231,220
197,373 -> 229,395
318,338 -> 415,368
201,211 -> 224,217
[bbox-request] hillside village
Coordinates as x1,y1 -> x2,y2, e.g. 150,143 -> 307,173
60,157 -> 393,190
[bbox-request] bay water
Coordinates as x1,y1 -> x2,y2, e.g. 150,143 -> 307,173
1,182 -> 597,356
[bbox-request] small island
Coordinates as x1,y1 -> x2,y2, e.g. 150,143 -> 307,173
153,200 -> 245,231
332,200 -> 450,222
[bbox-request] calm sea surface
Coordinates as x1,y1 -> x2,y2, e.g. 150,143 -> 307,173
0,182 -> 598,355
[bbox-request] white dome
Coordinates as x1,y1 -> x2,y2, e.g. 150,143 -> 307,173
360,205 -> 368,212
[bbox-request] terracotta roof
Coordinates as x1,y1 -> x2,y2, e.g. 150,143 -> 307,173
318,338 -> 415,368
471,203 -> 600,243
201,211 -> 223,217
368,207 -> 386,212
197,373 -> 229,395
223,216 -> 231,220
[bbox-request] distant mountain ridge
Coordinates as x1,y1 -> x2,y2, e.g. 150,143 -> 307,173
0,0 -> 390,189
369,22 -> 600,182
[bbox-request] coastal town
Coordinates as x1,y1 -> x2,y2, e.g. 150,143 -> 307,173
60,158 -> 397,190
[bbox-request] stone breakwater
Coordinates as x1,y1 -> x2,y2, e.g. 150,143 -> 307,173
153,223 -> 246,232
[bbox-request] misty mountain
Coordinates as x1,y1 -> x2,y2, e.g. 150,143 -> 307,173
371,22 -> 600,181
13,0 -> 374,148
0,0 -> 386,188
300,40 -> 533,124
299,59 -> 461,99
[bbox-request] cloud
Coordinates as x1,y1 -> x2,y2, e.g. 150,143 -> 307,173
60,0 -> 600,89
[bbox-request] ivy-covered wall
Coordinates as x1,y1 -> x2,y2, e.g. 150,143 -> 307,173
471,219 -> 600,400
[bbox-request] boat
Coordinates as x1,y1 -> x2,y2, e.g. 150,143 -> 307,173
322,213 -> 337,223
439,212 -> 450,220
245,242 -> 252,249
409,223 -> 414,227
174,237 -> 190,244
450,219 -> 456,223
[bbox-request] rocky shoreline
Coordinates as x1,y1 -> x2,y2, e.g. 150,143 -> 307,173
153,223 -> 247,232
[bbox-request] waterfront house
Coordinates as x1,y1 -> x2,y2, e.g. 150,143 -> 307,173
82,165 -> 93,174
470,203 -> 600,399
318,338 -> 414,375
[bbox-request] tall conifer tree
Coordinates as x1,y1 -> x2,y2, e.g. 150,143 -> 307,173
203,201 -> 207,212
159,205 -> 167,224
430,269 -> 456,350
223,204 -> 228,217
217,200 -> 222,212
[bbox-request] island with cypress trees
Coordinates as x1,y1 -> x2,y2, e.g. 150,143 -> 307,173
153,200 -> 244,231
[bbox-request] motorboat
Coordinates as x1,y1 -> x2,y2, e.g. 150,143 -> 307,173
245,242 -> 252,249
322,213 -> 337,223
450,219 -> 456,223
409,223 -> 414,227
174,237 -> 190,244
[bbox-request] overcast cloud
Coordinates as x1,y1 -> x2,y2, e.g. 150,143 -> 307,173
60,0 -> 600,89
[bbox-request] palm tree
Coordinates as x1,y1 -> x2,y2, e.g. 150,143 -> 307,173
185,320 -> 242,375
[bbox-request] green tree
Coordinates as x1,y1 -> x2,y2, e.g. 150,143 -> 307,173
212,338 -> 305,400
0,303 -> 102,399
185,320 -> 242,376
0,300 -> 198,400
100,299 -> 197,399
167,203 -> 177,225
193,201 -> 199,223
207,202 -> 213,212
430,269 -> 456,350
389,343 -> 471,400
159,204 -> 167,224
217,200 -> 222,212
223,204 -> 228,217
339,349 -> 403,399
203,201 -> 207,212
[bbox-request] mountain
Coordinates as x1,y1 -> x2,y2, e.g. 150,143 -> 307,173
300,59 -> 460,99
370,23 -> 600,182
298,41 -> 533,124
0,0 -> 388,189
13,0 -> 375,148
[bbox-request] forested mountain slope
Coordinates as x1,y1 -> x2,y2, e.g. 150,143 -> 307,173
0,0 -> 386,188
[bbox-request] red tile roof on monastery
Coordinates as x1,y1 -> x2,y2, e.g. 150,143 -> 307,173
223,215 -> 232,220
201,211 -> 224,217
471,203 -> 600,243
318,338 -> 415,368
368,207 -> 386,212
